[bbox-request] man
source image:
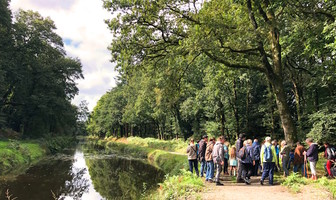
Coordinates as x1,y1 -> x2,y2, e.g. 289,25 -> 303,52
272,140 -> 280,172
198,135 -> 208,177
252,139 -> 261,176
323,142 -> 335,178
280,140 -> 290,177
260,136 -> 277,185
213,136 -> 225,186
241,139 -> 255,184
187,138 -> 199,176
205,138 -> 215,182
236,133 -> 246,182
304,138 -> 319,180
293,142 -> 307,177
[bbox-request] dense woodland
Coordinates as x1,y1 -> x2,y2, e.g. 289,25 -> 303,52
0,0 -> 84,138
88,0 -> 336,144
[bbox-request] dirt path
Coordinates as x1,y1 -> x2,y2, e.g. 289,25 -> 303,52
200,175 -> 331,200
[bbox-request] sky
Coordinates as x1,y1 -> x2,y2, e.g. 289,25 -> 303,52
10,0 -> 118,111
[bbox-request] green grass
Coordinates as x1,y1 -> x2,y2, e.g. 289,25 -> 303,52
0,140 -> 46,175
282,173 -> 307,193
145,169 -> 204,200
126,137 -> 187,153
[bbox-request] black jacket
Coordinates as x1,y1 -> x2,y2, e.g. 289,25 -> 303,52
306,143 -> 319,162
198,140 -> 207,161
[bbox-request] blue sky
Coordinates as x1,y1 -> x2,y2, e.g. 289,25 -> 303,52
11,0 -> 118,110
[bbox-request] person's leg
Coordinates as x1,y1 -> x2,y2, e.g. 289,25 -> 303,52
215,164 -> 223,183
210,161 -> 215,180
254,160 -> 260,176
224,158 -> 228,174
310,161 -> 317,179
293,165 -> 298,173
283,159 -> 289,176
261,162 -> 269,183
193,159 -> 199,176
326,160 -> 332,176
206,161 -> 210,180
201,160 -> 206,177
237,160 -> 243,181
241,163 -> 247,180
189,160 -> 193,173
269,162 -> 275,185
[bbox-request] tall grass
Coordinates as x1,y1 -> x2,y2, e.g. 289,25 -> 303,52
146,169 -> 204,200
282,173 -> 307,193
126,137 -> 187,153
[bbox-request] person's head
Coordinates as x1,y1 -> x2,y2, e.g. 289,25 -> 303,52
218,136 -> 224,144
190,138 -> 194,144
305,138 -> 313,146
202,135 -> 208,142
224,141 -> 230,147
265,136 -> 271,143
230,147 -> 236,158
273,139 -> 278,145
254,139 -> 258,143
324,142 -> 329,148
247,139 -> 252,146
281,140 -> 287,147
243,140 -> 248,146
296,141 -> 302,147
239,133 -> 244,139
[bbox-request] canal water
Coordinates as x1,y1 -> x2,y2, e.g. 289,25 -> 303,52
0,142 -> 164,200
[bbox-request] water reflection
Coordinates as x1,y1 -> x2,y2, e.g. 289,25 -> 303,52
0,144 -> 164,200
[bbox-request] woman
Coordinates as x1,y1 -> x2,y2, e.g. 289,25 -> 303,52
223,141 -> 230,175
280,140 -> 290,177
187,138 -> 199,176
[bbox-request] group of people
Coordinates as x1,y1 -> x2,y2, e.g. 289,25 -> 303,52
187,134 -> 336,186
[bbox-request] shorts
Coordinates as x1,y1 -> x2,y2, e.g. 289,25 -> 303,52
230,159 -> 237,166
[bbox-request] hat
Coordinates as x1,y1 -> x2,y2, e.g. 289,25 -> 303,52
202,135 -> 208,139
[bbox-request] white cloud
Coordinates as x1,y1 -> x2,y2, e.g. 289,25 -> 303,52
10,0 -> 117,111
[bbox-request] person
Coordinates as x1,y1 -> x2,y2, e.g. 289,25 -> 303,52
323,142 -> 335,178
241,139 -> 255,184
304,138 -> 319,180
236,133 -> 246,182
223,140 -> 230,175
272,140 -> 280,172
198,135 -> 208,177
213,136 -> 225,186
293,142 -> 307,177
187,138 -> 199,176
287,149 -> 295,170
229,146 -> 238,176
260,136 -> 278,186
252,139 -> 261,176
205,138 -> 215,182
280,140 -> 290,177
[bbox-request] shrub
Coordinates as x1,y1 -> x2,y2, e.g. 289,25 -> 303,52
282,173 -> 307,193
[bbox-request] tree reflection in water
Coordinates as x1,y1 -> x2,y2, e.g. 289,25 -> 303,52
86,153 -> 164,200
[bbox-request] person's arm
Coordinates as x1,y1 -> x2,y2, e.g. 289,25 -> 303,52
219,145 -> 224,164
187,146 -> 190,154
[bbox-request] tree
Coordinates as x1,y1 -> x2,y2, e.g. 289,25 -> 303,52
103,0 -> 335,143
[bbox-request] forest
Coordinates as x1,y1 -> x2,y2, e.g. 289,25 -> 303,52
88,0 -> 336,144
0,0 -> 84,138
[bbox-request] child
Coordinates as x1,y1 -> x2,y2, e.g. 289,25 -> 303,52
229,146 -> 238,176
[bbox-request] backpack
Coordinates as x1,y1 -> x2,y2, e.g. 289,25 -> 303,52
239,147 -> 247,160
330,147 -> 336,159
264,145 -> 273,162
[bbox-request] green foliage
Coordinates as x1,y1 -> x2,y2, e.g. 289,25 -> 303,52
0,7 -> 83,138
127,137 -> 187,153
317,177 -> 336,198
146,169 -> 204,200
42,136 -> 77,154
307,107 -> 336,144
0,140 -> 46,175
282,173 -> 307,193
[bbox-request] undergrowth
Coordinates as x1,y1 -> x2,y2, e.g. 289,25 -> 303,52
282,173 -> 307,193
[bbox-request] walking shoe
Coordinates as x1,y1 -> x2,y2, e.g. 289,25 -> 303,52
216,182 -> 224,186
244,177 -> 251,185
260,179 -> 264,185
208,179 -> 214,183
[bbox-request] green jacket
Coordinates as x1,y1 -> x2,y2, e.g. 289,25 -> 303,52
260,142 -> 278,163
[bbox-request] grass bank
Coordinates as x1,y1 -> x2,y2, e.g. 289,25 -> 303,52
87,136 -> 204,199
0,136 -> 77,176
281,157 -> 336,198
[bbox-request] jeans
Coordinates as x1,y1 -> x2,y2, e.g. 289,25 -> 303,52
200,160 -> 206,177
223,158 -> 228,174
206,161 -> 214,180
241,163 -> 253,180
188,159 -> 199,176
236,160 -> 243,181
282,158 -> 289,176
294,164 -> 307,177
254,160 -> 261,176
261,162 -> 275,185
215,163 -> 222,182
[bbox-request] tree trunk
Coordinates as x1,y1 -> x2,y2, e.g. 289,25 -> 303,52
233,79 -> 240,137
